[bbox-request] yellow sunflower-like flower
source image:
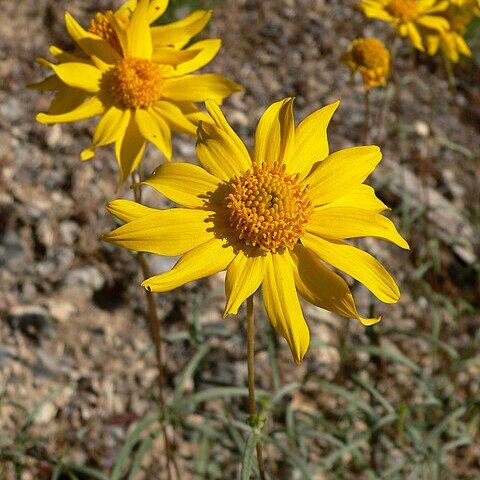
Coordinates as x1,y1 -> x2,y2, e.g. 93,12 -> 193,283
424,0 -> 479,62
32,0 -> 241,185
358,0 -> 450,51
102,98 -> 409,364
341,38 -> 390,88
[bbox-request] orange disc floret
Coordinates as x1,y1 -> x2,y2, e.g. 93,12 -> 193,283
105,58 -> 164,109
88,11 -> 127,54
387,0 -> 419,20
226,162 -> 313,253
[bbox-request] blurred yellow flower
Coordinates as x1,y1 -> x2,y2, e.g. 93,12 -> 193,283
341,38 -> 390,88
424,0 -> 480,62
102,98 -> 409,364
32,0 -> 241,185
358,0 -> 450,51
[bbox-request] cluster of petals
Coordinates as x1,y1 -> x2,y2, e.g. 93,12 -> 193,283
31,0 -> 241,185
358,0 -> 450,52
102,98 -> 409,364
341,38 -> 390,89
423,0 -> 480,62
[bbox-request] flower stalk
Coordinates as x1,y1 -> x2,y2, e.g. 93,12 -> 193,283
246,294 -> 266,480
133,177 -> 177,480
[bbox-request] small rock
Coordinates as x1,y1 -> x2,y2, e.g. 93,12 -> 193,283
414,120 -> 430,137
8,305 -> 53,341
34,401 -> 57,425
63,265 -> 106,301
59,220 -> 79,246
0,230 -> 25,268
47,298 -> 76,323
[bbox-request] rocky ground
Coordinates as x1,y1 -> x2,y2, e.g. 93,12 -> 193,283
1,0 -> 480,478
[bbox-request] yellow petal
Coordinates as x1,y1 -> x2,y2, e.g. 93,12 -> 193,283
107,199 -> 158,222
48,89 -> 90,116
407,22 -> 424,51
108,11 -> 128,55
119,0 -> 168,22
421,0 -> 449,14
205,99 -> 252,165
115,115 -> 146,186
48,62 -> 102,93
126,0 -> 152,58
173,102 -> 213,127
254,97 -> 295,167
197,121 -> 251,181
135,108 -> 171,159
424,32 -> 441,56
36,95 -> 105,124
151,10 -> 212,48
306,146 -> 382,206
142,237 -> 236,292
81,106 -> 130,160
455,35 -> 472,58
307,207 -> 409,249
165,39 -> 221,77
151,47 -> 199,65
287,101 -> 339,178
151,102 -> 197,135
64,12 -> 120,64
28,74 -> 63,91
262,251 -> 310,365
224,248 -> 266,316
162,74 -> 242,103
315,185 -> 388,213
140,162 -> 221,208
102,208 -> 214,255
416,15 -> 449,32
290,245 -> 380,326
302,233 -> 401,304
358,1 -> 393,21
147,0 -> 169,22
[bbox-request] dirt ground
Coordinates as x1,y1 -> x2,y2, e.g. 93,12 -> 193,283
1,0 -> 480,478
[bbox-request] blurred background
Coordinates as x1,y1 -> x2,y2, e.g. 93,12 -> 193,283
1,0 -> 479,478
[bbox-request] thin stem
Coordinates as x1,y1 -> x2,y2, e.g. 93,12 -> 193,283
377,35 -> 399,144
132,177 -> 177,480
363,88 -> 371,144
443,51 -> 456,93
246,295 -> 266,480
366,300 -> 384,473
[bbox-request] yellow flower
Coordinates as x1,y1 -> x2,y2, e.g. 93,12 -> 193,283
32,0 -> 242,185
424,0 -> 479,62
341,38 -> 390,88
358,0 -> 450,51
102,98 -> 409,364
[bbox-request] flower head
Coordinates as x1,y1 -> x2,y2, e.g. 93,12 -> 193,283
423,0 -> 479,62
31,0 -> 242,185
341,38 -> 390,88
102,98 -> 409,364
358,0 -> 450,51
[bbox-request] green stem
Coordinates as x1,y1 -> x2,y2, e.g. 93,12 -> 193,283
246,295 -> 266,480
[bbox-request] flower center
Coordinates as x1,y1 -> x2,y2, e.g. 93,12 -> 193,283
350,38 -> 390,70
387,0 -> 418,20
88,11 -> 127,54
105,58 -> 163,109
226,162 -> 313,253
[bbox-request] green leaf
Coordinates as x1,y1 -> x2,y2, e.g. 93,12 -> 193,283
110,416 -> 159,480
173,343 -> 211,404
240,430 -> 260,480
